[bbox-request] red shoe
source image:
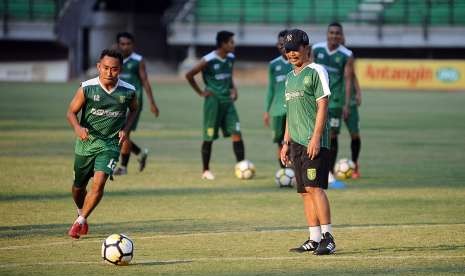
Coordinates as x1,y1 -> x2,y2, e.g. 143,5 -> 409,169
80,222 -> 89,235
352,163 -> 361,179
68,222 -> 82,239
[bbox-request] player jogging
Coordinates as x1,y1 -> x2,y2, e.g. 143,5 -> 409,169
311,22 -> 354,183
113,32 -> 160,175
185,30 -> 246,180
264,30 -> 293,169
66,49 -> 138,239
280,29 -> 336,255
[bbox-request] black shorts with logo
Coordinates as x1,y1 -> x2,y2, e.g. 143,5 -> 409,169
290,142 -> 330,193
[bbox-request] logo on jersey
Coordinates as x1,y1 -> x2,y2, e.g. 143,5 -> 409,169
335,56 -> 341,63
93,94 -> 100,101
119,96 -> 126,103
276,65 -> 282,71
214,73 -> 231,80
317,53 -> 324,59
90,108 -> 124,118
304,76 -> 311,85
285,90 -> 304,101
307,168 -> 316,181
214,63 -> 220,70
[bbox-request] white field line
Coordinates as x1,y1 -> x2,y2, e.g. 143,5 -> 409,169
1,255 -> 465,268
1,222 -> 464,251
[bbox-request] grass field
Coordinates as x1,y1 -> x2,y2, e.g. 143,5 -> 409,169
0,81 -> 464,275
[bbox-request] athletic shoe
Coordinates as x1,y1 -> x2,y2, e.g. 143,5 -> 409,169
138,148 -> 148,172
80,222 -> 89,235
328,172 -> 335,184
352,163 -> 360,179
113,167 -> 127,176
289,239 -> 319,253
201,170 -> 215,180
313,232 -> 336,255
68,222 -> 82,239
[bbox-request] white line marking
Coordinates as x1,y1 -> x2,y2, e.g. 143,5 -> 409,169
1,223 -> 464,251
1,255 -> 464,268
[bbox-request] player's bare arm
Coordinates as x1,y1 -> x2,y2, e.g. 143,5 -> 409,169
230,79 -> 238,101
343,57 -> 354,120
280,119 -> 290,165
139,59 -> 159,117
67,87 -> 89,141
185,59 -> 212,97
353,73 -> 362,106
119,96 -> 139,145
308,96 -> 328,160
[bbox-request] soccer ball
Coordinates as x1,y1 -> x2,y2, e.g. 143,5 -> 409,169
274,168 -> 296,188
101,234 -> 134,265
234,160 -> 256,179
334,158 -> 356,179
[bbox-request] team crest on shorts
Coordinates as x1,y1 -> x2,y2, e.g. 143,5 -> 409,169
207,128 -> 214,137
307,168 -> 316,181
119,96 -> 126,103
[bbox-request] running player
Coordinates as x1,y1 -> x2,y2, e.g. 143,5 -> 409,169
311,22 -> 354,183
185,30 -> 245,180
281,29 -> 335,255
264,30 -> 293,168
66,49 -> 138,239
113,32 -> 160,175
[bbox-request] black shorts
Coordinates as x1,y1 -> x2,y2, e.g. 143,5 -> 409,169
290,142 -> 330,193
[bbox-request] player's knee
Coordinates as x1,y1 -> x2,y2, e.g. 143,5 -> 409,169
231,134 -> 242,142
351,133 -> 360,140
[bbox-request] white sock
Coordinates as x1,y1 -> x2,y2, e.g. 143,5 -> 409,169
75,215 -> 86,225
309,226 -> 322,242
77,209 -> 83,216
321,224 -> 332,235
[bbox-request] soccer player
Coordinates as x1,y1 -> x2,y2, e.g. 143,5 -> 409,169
113,32 -> 160,175
311,22 -> 354,182
66,49 -> 138,239
280,29 -> 335,255
185,30 -> 245,180
341,35 -> 362,178
264,30 -> 293,168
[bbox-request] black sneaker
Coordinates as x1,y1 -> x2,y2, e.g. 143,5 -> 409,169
313,232 -> 336,255
289,239 -> 319,253
138,149 -> 148,172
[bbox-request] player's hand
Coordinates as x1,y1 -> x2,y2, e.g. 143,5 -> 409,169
263,112 -> 270,127
307,139 -> 320,160
118,130 -> 128,145
150,102 -> 160,117
356,92 -> 362,106
75,127 -> 89,141
230,88 -> 238,101
200,90 -> 212,97
343,105 -> 350,120
280,143 -> 290,166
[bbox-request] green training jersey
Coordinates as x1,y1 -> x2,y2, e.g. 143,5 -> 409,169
120,52 -> 142,92
202,51 -> 235,103
312,42 -> 352,109
74,77 -> 136,156
285,63 -> 331,148
265,56 -> 293,116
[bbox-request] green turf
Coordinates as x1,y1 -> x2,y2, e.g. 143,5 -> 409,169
0,81 -> 464,275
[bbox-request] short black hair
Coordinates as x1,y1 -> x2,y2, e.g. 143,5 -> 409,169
216,30 -> 234,48
116,32 -> 135,43
278,29 -> 288,39
328,22 -> 343,31
99,48 -> 123,65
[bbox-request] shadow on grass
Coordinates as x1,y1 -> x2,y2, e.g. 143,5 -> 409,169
0,185 -> 283,202
134,260 -> 192,266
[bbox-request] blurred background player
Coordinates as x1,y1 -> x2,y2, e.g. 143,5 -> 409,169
280,29 -> 335,255
263,30 -> 293,169
66,49 -> 138,239
311,22 -> 354,183
341,35 -> 362,179
185,30 -> 245,180
113,32 -> 160,175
